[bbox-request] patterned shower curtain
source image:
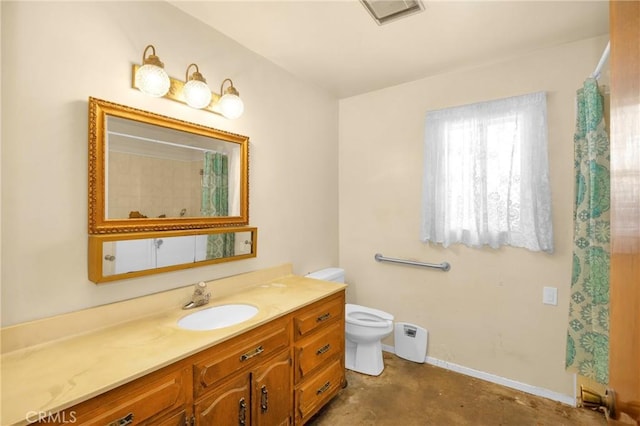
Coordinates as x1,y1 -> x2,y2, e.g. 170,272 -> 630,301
201,152 -> 235,259
565,78 -> 610,384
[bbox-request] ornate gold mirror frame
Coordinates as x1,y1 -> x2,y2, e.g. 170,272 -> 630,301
88,97 -> 249,234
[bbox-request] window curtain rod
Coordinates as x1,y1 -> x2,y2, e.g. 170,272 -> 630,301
591,41 -> 610,80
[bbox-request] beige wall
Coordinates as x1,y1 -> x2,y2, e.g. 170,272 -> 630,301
338,35 -> 609,397
1,1 -> 339,325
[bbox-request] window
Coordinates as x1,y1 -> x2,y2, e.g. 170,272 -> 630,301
421,92 -> 553,252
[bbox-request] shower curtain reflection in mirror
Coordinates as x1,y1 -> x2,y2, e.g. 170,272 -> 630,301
201,151 -> 235,258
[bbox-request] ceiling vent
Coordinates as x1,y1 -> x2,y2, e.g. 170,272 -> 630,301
360,0 -> 425,25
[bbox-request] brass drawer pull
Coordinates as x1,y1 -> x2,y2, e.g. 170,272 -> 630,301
316,343 -> 331,355
108,413 -> 134,426
260,385 -> 269,412
240,345 -> 264,361
316,381 -> 331,395
316,312 -> 331,322
239,397 -> 247,426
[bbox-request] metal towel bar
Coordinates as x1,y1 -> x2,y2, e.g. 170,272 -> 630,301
374,253 -> 451,272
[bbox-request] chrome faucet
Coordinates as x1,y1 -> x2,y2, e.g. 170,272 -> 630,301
183,281 -> 211,309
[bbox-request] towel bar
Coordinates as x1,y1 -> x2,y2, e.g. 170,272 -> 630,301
374,253 -> 450,272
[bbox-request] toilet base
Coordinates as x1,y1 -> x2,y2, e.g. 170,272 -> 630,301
345,338 -> 385,376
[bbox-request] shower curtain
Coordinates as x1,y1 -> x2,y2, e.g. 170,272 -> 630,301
201,152 -> 235,259
565,78 -> 610,384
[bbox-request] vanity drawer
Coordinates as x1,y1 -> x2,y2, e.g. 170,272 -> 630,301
294,294 -> 343,340
294,359 -> 344,424
194,317 -> 290,397
294,321 -> 343,382
39,364 -> 190,425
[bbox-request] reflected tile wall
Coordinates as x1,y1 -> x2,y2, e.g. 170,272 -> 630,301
108,152 -> 202,219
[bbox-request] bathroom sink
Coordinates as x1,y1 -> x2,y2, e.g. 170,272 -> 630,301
177,304 -> 258,331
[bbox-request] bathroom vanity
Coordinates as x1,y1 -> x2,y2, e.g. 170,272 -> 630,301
0,266 -> 346,425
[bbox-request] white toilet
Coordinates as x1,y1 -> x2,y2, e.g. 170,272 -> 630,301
306,268 -> 394,376
344,303 -> 394,376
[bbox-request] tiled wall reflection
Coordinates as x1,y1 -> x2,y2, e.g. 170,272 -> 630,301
108,152 -> 202,219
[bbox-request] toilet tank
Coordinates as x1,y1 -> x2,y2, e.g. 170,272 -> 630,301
305,267 -> 345,283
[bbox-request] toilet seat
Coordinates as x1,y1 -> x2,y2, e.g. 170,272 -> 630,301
346,303 -> 393,328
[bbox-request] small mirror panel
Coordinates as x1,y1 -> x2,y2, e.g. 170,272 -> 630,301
88,227 -> 257,283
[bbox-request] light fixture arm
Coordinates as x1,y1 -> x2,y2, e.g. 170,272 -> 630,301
220,78 -> 239,97
141,44 -> 164,68
185,63 -> 207,83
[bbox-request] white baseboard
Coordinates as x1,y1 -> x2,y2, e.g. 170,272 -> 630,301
381,344 -> 576,407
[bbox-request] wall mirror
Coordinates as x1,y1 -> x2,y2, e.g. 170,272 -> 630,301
89,97 -> 249,234
88,227 -> 257,283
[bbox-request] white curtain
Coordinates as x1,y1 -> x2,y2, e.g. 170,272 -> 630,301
421,92 -> 553,252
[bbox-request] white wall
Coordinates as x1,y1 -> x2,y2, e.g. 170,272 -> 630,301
1,1 -> 339,325
339,35 -> 609,397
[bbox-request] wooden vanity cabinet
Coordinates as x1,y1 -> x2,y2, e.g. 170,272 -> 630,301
192,317 -> 293,426
35,290 -> 345,426
193,372 -> 251,425
293,292 -> 346,425
193,349 -> 292,426
37,363 -> 192,425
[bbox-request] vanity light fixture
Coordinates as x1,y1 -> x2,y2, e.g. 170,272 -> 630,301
132,45 -> 245,119
134,45 -> 171,97
218,79 -> 245,120
183,63 -> 212,109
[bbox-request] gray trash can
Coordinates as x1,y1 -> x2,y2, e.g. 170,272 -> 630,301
394,322 -> 428,363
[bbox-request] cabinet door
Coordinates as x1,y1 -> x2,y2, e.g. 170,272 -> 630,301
194,373 -> 251,426
113,238 -> 155,274
253,350 -> 292,426
155,235 -> 196,268
151,409 -> 190,426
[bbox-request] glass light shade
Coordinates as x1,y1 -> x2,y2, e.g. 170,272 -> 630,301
218,94 -> 244,119
135,64 -> 170,97
183,79 -> 212,109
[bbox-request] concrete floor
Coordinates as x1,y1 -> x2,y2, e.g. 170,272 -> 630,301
308,353 -> 607,426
